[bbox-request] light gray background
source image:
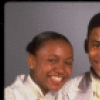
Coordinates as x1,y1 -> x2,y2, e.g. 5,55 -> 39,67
4,2 -> 100,87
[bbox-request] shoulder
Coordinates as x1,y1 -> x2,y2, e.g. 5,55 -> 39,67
61,71 -> 91,92
60,73 -> 86,92
4,74 -> 27,100
4,85 -> 15,100
56,71 -> 90,100
56,74 -> 85,100
66,74 -> 84,85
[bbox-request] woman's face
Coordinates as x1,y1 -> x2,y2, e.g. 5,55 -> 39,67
28,40 -> 73,94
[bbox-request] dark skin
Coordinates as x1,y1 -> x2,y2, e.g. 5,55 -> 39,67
88,27 -> 100,78
27,40 -> 73,95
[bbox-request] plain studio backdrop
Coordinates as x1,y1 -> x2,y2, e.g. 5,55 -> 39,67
4,2 -> 100,87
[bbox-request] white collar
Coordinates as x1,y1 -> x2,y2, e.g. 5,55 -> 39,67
27,74 -> 45,96
90,71 -> 100,83
14,75 -> 56,100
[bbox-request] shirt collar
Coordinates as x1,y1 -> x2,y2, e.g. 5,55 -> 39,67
90,68 -> 100,82
27,74 -> 44,96
27,74 -> 56,97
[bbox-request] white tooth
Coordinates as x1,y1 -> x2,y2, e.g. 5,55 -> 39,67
52,76 -> 62,81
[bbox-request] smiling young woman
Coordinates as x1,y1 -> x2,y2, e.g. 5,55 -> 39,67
4,31 -> 74,100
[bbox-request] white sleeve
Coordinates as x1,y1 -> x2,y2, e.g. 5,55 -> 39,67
4,87 -> 15,100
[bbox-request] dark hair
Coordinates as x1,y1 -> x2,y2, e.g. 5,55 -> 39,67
87,12 -> 100,38
85,12 -> 100,53
26,31 -> 72,55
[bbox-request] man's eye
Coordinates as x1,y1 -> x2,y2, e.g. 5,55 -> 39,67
93,44 -> 100,48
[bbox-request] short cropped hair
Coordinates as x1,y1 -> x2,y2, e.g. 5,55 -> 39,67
87,12 -> 100,39
85,12 -> 100,53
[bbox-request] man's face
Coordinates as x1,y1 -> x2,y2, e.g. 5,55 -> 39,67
28,40 -> 73,94
88,27 -> 100,77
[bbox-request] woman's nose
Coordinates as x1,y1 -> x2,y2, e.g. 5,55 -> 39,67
54,63 -> 66,75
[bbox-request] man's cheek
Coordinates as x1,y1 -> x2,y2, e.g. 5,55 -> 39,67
89,50 -> 96,56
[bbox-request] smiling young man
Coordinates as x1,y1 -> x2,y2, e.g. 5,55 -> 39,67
56,13 -> 100,100
88,27 -> 100,77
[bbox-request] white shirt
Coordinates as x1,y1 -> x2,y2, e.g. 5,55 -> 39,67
4,74 -> 56,100
91,72 -> 100,100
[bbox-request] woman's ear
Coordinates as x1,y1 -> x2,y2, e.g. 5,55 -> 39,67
84,38 -> 88,53
27,54 -> 36,69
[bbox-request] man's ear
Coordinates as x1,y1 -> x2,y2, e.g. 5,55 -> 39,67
27,54 -> 36,69
84,38 -> 89,53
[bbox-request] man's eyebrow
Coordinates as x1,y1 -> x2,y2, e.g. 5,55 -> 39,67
91,40 -> 100,43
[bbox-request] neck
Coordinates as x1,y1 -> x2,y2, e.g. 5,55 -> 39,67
30,72 -> 49,95
91,67 -> 100,79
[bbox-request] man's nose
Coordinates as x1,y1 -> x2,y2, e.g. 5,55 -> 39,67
97,48 -> 100,57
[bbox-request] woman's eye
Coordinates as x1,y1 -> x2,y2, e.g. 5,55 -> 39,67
65,62 -> 72,65
48,59 -> 56,63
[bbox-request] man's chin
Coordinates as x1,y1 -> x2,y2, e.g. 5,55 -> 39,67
94,70 -> 100,78
96,72 -> 100,78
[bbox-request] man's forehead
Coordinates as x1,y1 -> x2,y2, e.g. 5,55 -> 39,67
89,32 -> 100,39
